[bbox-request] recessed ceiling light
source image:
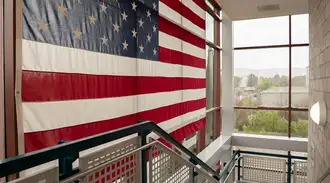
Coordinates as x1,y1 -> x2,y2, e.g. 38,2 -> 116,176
257,4 -> 280,12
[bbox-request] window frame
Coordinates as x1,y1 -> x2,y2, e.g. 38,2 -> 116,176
233,15 -> 309,138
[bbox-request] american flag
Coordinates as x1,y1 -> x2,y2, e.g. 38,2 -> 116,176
21,0 -> 206,152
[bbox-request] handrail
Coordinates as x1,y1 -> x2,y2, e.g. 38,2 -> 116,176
317,168 -> 330,183
0,121 -> 220,181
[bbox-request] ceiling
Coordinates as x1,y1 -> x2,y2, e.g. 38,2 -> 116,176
216,0 -> 309,20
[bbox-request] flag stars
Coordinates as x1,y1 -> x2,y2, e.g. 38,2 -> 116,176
138,19 -> 144,27
132,1 -> 137,11
72,28 -> 82,40
56,3 -> 67,16
89,15 -> 96,24
146,10 -> 151,18
153,2 -> 157,10
153,25 -> 157,32
38,19 -> 49,30
100,3 -> 107,13
113,23 -> 119,32
101,35 -> 108,45
139,44 -> 144,53
147,34 -> 152,43
122,40 -> 128,50
153,48 -> 157,55
121,11 -> 128,21
132,29 -> 137,38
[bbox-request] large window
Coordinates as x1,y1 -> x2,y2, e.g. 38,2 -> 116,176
234,15 -> 309,138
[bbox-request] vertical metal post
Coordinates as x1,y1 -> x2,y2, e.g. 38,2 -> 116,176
57,140 -> 78,180
138,120 -> 149,183
287,151 -> 292,183
237,152 -> 241,181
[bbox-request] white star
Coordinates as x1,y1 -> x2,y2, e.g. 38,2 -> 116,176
153,48 -> 157,55
146,10 -> 151,18
113,23 -> 119,32
153,2 -> 157,10
101,35 -> 108,45
138,19 -> 144,27
153,25 -> 157,32
121,11 -> 128,21
132,29 -> 137,38
147,34 -> 152,42
139,44 -> 144,53
100,3 -> 107,13
122,40 -> 128,50
132,1 -> 137,11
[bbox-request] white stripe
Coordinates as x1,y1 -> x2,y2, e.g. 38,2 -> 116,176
23,89 -> 206,132
182,0 -> 205,20
22,40 -> 205,78
159,32 -> 205,59
159,2 -> 205,40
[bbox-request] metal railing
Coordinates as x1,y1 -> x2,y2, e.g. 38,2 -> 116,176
220,150 -> 308,183
0,121 -> 220,182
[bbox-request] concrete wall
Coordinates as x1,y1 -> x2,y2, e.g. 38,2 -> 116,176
308,0 -> 330,182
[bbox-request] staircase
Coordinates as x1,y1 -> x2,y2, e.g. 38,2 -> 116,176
0,121 -> 220,183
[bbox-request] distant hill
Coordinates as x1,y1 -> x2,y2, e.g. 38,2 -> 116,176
234,68 -> 307,78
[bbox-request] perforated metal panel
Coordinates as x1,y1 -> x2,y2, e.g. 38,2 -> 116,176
9,166 -> 58,183
149,144 -> 193,183
79,137 -> 140,183
241,155 -> 286,183
293,160 -> 307,183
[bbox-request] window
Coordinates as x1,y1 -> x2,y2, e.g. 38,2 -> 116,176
234,16 -> 289,47
206,13 -> 214,42
233,14 -> 309,138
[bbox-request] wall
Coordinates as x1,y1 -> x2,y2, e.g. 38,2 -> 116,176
308,0 -> 330,182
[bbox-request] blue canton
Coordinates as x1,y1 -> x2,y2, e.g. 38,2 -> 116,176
22,0 -> 159,61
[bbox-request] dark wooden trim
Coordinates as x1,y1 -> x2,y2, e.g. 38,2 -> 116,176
288,15 -> 292,138
206,5 -> 221,21
207,0 -> 221,10
234,43 -> 309,50
234,106 -> 308,112
3,0 -> 18,180
0,0 -> 4,168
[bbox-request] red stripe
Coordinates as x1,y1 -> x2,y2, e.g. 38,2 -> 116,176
22,71 -> 205,102
159,47 -> 205,69
160,0 -> 205,30
158,117 -> 205,147
24,98 -> 206,152
159,17 -> 205,49
192,0 -> 206,11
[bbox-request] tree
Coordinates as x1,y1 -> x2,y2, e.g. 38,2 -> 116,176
292,75 -> 307,86
242,110 -> 288,135
234,76 -> 242,88
292,119 -> 308,137
247,74 -> 258,87
279,75 -> 289,86
258,77 -> 273,90
272,74 -> 280,85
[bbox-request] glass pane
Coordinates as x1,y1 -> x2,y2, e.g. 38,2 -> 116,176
234,16 -> 289,47
234,48 -> 289,107
234,109 -> 289,136
292,47 -> 309,108
206,45 -> 214,145
206,13 -> 214,42
220,22 -> 222,48
291,111 -> 308,138
292,14 -> 309,44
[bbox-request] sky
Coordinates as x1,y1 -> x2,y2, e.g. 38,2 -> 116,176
207,14 -> 309,70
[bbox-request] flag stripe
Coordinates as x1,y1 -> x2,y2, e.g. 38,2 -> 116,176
182,0 -> 205,20
159,47 -> 205,69
159,2 -> 205,39
22,71 -> 205,102
159,16 -> 205,49
22,40 -> 205,78
23,89 -> 205,132
191,0 -> 206,11
159,32 -> 205,59
160,0 -> 205,30
24,100 -> 205,152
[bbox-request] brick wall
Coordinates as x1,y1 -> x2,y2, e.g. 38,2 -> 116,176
308,0 -> 330,182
